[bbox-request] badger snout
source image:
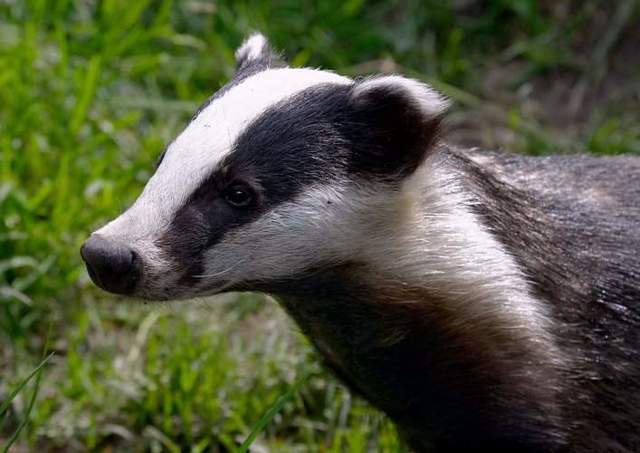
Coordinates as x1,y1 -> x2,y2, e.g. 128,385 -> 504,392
80,235 -> 142,295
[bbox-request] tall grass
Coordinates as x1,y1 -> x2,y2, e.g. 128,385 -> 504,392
1,353 -> 54,452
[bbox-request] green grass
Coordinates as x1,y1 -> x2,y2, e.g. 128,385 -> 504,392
1,0 -> 638,451
1,352 -> 53,452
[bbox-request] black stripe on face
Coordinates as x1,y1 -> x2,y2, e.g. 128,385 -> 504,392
158,83 -> 354,283
219,84 -> 355,203
157,79 -> 442,287
156,170 -> 263,282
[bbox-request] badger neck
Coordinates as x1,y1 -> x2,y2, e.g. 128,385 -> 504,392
271,150 -> 569,450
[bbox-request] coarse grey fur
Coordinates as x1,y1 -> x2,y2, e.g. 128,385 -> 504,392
250,146 -> 640,452
82,34 -> 640,452
460,148 -> 640,451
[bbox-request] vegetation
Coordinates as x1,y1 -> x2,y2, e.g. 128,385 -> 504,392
1,0 -> 638,450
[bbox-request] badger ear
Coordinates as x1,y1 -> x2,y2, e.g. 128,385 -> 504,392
347,75 -> 450,178
234,33 -> 277,75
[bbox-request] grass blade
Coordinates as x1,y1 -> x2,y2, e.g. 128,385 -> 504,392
0,352 -> 54,452
0,352 -> 54,417
236,371 -> 310,453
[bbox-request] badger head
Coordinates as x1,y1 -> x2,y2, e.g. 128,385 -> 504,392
80,34 -> 449,301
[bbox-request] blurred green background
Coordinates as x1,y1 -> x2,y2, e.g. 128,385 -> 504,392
1,0 -> 638,451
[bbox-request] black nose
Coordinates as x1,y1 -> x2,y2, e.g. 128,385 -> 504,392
80,235 -> 142,295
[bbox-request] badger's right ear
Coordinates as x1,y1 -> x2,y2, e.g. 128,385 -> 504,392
347,75 -> 450,178
234,33 -> 278,76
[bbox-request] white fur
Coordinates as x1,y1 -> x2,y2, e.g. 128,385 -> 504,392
96,67 -> 352,268
235,33 -> 269,63
89,57 -> 560,397
353,75 -> 450,118
199,153 -> 557,362
96,69 -> 506,321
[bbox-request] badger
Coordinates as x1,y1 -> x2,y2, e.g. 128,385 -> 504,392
80,33 -> 640,452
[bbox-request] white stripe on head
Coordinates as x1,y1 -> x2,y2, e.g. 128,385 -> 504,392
97,68 -> 352,241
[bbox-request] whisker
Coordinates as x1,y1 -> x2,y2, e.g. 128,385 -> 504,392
194,259 -> 245,279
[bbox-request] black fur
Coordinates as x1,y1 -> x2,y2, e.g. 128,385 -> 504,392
160,81 -> 443,281
249,265 -> 567,452
247,146 -> 640,452
347,81 -> 444,178
85,34 -> 640,449
148,42 -> 640,450
454,147 -> 640,451
158,84 -> 352,278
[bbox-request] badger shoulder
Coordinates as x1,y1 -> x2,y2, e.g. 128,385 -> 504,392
462,147 -> 640,209
421,145 -> 640,450
433,146 -> 640,309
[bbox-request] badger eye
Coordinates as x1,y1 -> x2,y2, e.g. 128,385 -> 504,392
224,184 -> 254,208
